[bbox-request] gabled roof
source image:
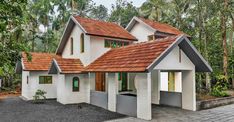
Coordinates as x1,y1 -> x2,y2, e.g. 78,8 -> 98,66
56,16 -> 137,55
126,17 -> 190,37
49,58 -> 85,74
16,52 -> 85,74
21,52 -> 60,71
85,35 -> 212,72
74,16 -> 137,41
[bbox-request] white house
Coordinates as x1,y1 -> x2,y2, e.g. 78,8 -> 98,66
16,16 -> 212,120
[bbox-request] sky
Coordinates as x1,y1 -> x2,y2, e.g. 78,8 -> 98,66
93,0 -> 146,13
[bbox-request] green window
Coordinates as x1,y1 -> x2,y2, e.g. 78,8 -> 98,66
118,72 -> 128,91
73,77 -> 79,92
105,40 -> 111,48
39,76 -> 52,84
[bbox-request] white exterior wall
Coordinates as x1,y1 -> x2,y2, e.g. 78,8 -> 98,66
160,72 -> 168,91
90,36 -> 111,63
151,70 -> 160,104
56,74 -> 89,104
135,73 -> 152,120
155,46 -> 195,70
182,70 -> 196,111
21,71 -> 57,100
21,71 -> 30,99
175,72 -> 182,92
129,22 -> 154,42
62,25 -> 91,66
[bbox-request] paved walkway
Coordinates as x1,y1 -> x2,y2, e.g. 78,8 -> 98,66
107,104 -> 234,122
0,97 -> 125,122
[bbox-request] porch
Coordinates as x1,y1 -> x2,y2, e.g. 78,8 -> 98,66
88,69 -> 196,120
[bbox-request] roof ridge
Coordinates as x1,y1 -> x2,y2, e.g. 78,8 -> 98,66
74,15 -> 116,24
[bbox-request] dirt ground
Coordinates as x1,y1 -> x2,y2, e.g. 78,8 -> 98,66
0,91 -> 20,99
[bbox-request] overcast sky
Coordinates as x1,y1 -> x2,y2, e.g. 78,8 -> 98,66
93,0 -> 146,12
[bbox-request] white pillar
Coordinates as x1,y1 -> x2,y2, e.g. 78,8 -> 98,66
136,73 -> 152,120
151,70 -> 160,104
56,74 -> 65,104
108,73 -> 118,112
182,70 -> 196,111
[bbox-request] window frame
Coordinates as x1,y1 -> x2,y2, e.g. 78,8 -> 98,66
104,39 -> 129,48
72,77 -> 80,92
39,76 -> 53,84
80,33 -> 84,53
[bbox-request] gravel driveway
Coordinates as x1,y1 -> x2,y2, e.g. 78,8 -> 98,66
0,97 -> 126,122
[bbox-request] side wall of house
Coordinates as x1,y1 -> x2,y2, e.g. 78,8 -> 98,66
129,22 -> 154,42
62,25 -> 91,66
21,71 -> 57,100
90,36 -> 111,63
57,74 -> 90,104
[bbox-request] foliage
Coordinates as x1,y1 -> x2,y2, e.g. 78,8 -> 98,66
33,89 -> 47,103
211,81 -> 229,97
109,0 -> 139,27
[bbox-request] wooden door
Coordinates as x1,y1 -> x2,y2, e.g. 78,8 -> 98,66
95,72 -> 106,91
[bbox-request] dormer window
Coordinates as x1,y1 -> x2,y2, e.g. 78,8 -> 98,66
80,33 -> 84,53
71,37 -> 73,55
104,40 -> 129,48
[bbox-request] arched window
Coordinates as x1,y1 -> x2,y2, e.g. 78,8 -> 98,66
73,77 -> 79,92
80,33 -> 84,53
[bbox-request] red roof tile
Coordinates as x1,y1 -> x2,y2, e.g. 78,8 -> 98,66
85,35 -> 181,72
139,18 -> 190,36
74,16 -> 137,41
55,58 -> 84,74
22,52 -> 60,71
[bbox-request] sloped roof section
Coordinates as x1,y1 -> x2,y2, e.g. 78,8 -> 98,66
22,52 -> 60,71
126,17 -> 190,37
85,36 -> 180,72
50,58 -> 85,74
85,35 -> 212,72
139,17 -> 187,35
74,16 -> 137,41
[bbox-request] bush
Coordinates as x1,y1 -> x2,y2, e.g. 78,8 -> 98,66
211,81 -> 229,97
33,89 -> 47,103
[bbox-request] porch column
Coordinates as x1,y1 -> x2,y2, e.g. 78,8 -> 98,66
182,70 -> 196,111
108,73 -> 118,112
88,73 -> 95,104
56,74 -> 65,104
136,73 -> 152,120
151,70 -> 160,104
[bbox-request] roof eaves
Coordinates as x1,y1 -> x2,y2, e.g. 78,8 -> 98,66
182,37 -> 213,72
86,33 -> 138,41
128,17 -> 156,33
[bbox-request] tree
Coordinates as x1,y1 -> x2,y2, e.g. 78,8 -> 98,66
109,0 -> 139,27
89,5 -> 108,20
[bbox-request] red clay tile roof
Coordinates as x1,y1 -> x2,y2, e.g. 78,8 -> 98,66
54,58 -> 84,74
139,18 -> 190,36
22,52 -> 60,71
85,35 -> 181,72
74,16 -> 137,41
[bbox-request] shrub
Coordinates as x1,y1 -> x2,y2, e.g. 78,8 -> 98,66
211,81 -> 229,97
33,89 -> 47,103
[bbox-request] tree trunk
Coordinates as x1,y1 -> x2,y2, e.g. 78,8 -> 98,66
221,0 -> 228,80
231,18 -> 234,87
